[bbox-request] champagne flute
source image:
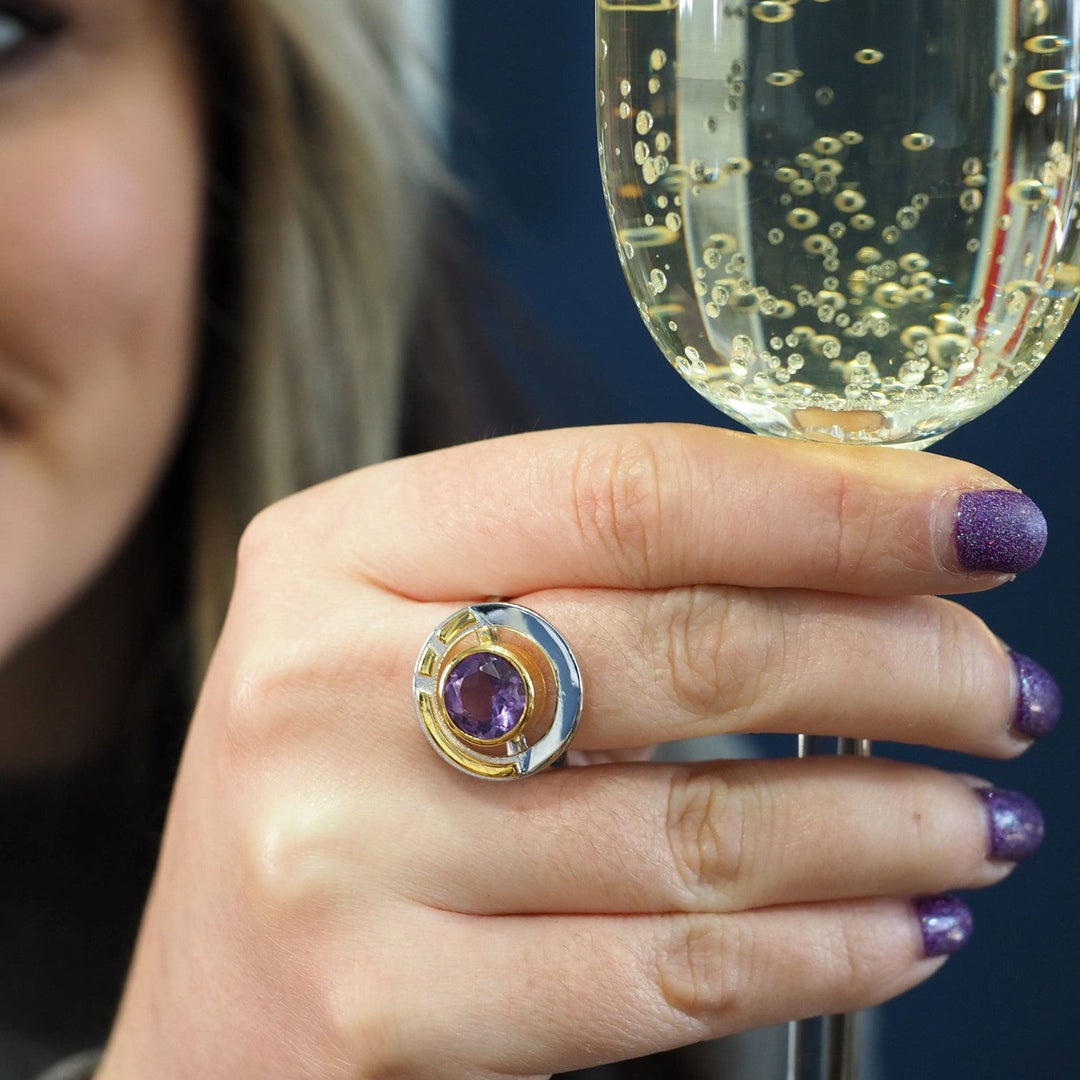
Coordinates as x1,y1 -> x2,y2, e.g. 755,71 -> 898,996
596,1 -> 1079,1076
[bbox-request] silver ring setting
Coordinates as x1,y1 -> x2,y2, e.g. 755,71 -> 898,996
413,603 -> 583,779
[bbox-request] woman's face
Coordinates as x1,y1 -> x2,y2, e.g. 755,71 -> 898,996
0,0 -> 202,657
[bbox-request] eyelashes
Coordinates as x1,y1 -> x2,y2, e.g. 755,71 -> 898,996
0,2 -> 67,64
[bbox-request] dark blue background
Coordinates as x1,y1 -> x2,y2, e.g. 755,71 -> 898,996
450,3 -> 1079,1076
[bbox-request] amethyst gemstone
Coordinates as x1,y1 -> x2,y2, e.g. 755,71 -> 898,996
444,652 -> 527,741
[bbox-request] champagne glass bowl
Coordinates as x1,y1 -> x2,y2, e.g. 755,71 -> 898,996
597,0 -> 1080,449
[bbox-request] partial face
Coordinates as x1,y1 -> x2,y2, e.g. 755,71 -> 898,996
0,0 -> 203,656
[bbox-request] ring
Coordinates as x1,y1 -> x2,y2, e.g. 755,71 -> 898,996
413,603 -> 583,779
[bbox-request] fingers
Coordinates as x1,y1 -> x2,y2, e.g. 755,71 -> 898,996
369,898 -> 953,1078
311,424 -> 1045,599
385,582 -> 1038,758
402,758 -> 1023,916
519,586 -> 1029,756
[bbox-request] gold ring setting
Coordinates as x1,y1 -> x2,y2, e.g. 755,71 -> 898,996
413,603 -> 583,779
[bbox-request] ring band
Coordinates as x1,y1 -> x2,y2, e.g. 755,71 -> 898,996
413,603 -> 583,779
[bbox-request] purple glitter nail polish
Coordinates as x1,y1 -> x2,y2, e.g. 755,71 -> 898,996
978,788 -> 1046,862
1010,652 -> 1062,740
955,490 -> 1047,573
915,895 -> 974,958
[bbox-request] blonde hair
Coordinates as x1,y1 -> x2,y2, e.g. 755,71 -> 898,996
189,0 -> 447,668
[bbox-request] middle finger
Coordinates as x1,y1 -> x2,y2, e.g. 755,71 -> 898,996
401,585 -> 1046,759
526,586 -> 1040,756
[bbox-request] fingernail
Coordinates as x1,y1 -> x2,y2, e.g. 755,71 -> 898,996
915,895 -> 974,958
1010,652 -> 1062,740
954,490 -> 1047,573
978,787 -> 1046,862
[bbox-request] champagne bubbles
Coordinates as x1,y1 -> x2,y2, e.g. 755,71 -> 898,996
834,189 -> 867,213
813,136 -> 844,156
597,0 -> 1080,447
818,335 -> 843,359
752,2 -> 797,23
803,233 -> 833,255
896,206 -> 921,229
1026,68 -> 1076,89
874,282 -> 908,308
1007,178 -> 1051,204
787,207 -> 821,229
899,252 -> 931,272
960,189 -> 984,212
1024,34 -> 1069,53
901,132 -> 936,151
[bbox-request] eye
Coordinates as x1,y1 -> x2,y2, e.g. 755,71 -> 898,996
0,3 -> 65,63
0,15 -> 28,54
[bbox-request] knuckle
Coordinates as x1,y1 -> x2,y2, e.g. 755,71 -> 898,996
656,916 -> 749,1026
220,641 -> 302,751
660,588 -> 776,729
828,472 -> 875,581
665,767 -> 744,905
929,600 -> 986,707
220,631 -> 348,753
829,913 -> 878,997
235,502 -> 286,586
234,491 -> 321,596
567,431 -> 678,585
238,798 -> 337,920
662,589 -> 728,719
809,470 -> 890,584
331,990 -> 414,1079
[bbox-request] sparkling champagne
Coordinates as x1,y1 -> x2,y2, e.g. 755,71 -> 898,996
598,0 -> 1080,446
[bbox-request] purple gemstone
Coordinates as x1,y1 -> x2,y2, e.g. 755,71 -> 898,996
444,652 -> 527,740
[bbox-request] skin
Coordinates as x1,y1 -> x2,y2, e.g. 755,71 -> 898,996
0,3 -> 1051,1078
0,0 -> 202,772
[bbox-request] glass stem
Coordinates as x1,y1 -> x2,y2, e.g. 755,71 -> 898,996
786,735 -> 872,1080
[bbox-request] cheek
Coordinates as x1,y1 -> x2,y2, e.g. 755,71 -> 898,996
3,118 -> 201,399
0,88 -> 204,652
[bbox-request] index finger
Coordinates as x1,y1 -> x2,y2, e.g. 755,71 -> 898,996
297,424 -> 1045,599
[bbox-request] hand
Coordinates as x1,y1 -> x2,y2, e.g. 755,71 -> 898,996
98,424 -> 1054,1079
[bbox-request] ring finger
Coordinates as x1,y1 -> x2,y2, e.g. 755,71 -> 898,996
397,585 -> 1054,760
